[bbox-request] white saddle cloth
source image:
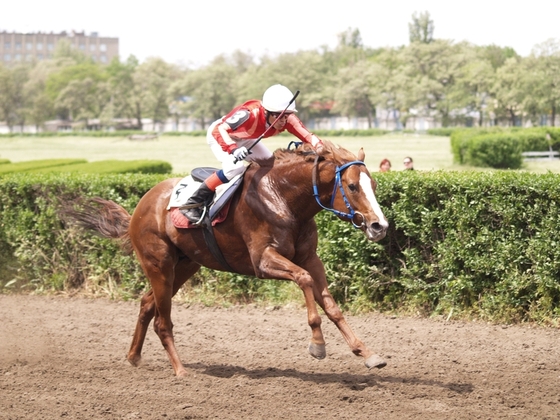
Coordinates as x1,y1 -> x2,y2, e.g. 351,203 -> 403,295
166,174 -> 242,210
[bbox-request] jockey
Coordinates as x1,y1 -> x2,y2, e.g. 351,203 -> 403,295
182,84 -> 325,224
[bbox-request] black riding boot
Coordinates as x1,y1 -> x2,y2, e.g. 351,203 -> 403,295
181,182 -> 215,224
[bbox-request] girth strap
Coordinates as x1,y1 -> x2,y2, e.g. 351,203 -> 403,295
201,216 -> 234,272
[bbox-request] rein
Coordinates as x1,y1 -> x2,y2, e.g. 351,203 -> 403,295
311,155 -> 366,229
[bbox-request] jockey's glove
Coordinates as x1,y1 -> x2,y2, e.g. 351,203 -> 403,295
232,146 -> 249,161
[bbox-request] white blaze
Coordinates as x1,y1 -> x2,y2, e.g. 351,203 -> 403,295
359,172 -> 389,228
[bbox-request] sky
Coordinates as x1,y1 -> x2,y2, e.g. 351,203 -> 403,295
3,0 -> 559,67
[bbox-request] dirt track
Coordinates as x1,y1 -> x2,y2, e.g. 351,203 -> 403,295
0,294 -> 559,419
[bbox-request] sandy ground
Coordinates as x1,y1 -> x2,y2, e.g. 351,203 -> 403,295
0,294 -> 559,420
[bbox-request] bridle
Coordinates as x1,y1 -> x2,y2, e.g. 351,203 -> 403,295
311,154 -> 367,229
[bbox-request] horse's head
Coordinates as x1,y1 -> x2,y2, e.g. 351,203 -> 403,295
316,141 -> 389,242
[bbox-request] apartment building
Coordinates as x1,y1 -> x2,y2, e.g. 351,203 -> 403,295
0,30 -> 119,64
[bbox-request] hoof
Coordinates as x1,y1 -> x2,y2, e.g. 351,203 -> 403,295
127,355 -> 141,367
176,368 -> 189,378
308,342 -> 326,360
365,354 -> 387,369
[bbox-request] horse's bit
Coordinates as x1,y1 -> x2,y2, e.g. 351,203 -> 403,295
311,155 -> 367,229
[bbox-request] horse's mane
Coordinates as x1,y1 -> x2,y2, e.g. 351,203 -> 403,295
269,140 -> 358,165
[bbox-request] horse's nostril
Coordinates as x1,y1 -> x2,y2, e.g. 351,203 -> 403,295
370,222 -> 383,232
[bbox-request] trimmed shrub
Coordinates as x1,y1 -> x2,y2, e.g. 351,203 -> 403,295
0,159 -> 88,174
29,159 -> 172,174
0,173 -> 167,294
427,128 -> 462,137
465,133 -> 524,169
451,127 -> 560,168
450,127 -> 507,165
0,131 -> 157,138
1,171 -> 560,324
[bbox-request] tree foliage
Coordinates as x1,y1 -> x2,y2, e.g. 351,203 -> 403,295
409,11 -> 435,44
0,16 -> 559,131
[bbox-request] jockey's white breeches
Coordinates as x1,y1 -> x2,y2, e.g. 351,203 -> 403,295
206,119 -> 273,180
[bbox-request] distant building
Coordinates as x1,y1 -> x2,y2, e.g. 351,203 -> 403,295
0,30 -> 119,64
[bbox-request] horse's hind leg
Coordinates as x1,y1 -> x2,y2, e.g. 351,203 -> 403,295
127,289 -> 156,367
127,258 -> 200,374
305,256 -> 386,369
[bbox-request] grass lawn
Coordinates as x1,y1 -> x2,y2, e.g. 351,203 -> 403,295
1,133 -> 560,174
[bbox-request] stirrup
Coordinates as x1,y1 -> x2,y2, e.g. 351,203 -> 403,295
190,205 -> 208,225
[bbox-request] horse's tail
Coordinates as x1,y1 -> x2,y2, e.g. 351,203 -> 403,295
63,197 -> 133,254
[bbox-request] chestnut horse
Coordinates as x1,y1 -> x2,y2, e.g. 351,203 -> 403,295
69,141 -> 389,377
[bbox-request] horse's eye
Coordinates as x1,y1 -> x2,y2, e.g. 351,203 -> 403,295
348,183 -> 357,192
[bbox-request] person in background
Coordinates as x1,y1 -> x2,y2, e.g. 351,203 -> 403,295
379,158 -> 392,172
403,156 -> 414,170
182,84 -> 325,224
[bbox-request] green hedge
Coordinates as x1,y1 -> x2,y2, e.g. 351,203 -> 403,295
29,159 -> 172,174
319,170 -> 560,323
0,131 -> 158,138
0,159 -> 88,174
451,127 -> 560,168
0,171 -> 559,324
0,173 -> 167,295
0,159 -> 172,175
426,128 -> 464,137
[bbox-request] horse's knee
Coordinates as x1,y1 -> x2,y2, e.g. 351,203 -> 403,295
308,312 -> 322,329
294,272 -> 314,290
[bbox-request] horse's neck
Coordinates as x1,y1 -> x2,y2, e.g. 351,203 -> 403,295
272,158 -> 335,221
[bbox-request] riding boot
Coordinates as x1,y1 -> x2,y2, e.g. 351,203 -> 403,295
181,172 -> 224,224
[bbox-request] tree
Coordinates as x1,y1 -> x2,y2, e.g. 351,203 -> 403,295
332,60 -> 378,127
409,11 -> 434,44
479,44 -> 519,70
105,55 -> 142,128
170,56 -> 239,127
367,48 -> 412,129
400,40 -> 472,126
55,77 -> 108,127
22,61 -> 57,131
491,57 -> 526,126
455,56 -> 495,126
338,27 -> 363,49
526,39 -> 560,126
237,50 -> 332,122
0,64 -> 30,131
133,58 -> 180,130
46,61 -> 107,121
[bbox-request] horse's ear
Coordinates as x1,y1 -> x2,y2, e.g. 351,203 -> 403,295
357,148 -> 365,162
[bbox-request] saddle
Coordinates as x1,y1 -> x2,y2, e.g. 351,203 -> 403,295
168,167 -> 243,228
168,167 -> 244,272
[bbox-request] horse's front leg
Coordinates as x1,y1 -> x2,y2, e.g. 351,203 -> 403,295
304,254 -> 387,369
257,248 -> 327,360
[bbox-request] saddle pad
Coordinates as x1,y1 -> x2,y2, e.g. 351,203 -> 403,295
169,202 -> 231,229
167,174 -> 242,210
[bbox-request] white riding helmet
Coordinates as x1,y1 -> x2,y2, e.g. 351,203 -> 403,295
262,84 -> 298,113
